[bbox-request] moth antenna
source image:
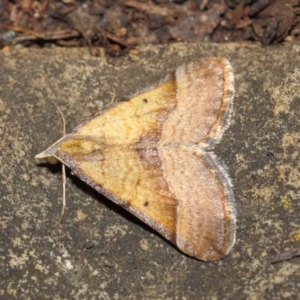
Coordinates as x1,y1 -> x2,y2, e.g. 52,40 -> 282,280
56,162 -> 66,225
51,101 -> 66,134
51,101 -> 67,225
108,86 -> 116,106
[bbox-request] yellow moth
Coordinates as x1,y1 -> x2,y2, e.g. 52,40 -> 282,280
36,58 -> 236,261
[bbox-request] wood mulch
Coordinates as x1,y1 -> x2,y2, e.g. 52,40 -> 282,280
0,0 -> 300,56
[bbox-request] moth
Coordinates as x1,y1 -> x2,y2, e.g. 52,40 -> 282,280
36,58 -> 236,261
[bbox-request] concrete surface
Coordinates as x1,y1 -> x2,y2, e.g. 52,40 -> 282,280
0,42 -> 300,299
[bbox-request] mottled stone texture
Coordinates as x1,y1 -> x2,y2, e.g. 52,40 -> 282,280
0,43 -> 300,299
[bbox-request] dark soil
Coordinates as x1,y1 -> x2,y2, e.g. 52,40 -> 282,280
1,0 -> 300,56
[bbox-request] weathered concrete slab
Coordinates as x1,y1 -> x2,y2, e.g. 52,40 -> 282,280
1,42 -> 300,299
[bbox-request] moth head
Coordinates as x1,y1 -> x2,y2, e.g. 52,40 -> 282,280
35,152 -> 59,165
35,135 -> 69,165
35,151 -> 59,165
